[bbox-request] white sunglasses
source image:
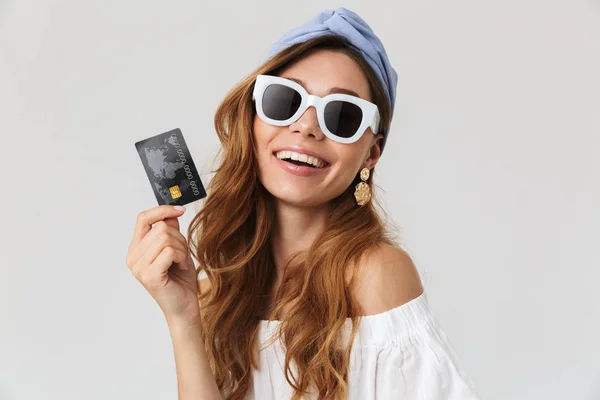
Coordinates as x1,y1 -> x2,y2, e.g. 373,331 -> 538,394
252,74 -> 380,144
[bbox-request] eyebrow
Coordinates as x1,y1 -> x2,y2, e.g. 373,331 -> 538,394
283,76 -> 361,98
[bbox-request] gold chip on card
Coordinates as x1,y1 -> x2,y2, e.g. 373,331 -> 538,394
169,185 -> 182,199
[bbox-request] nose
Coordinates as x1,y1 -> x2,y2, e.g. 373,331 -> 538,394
288,104 -> 325,141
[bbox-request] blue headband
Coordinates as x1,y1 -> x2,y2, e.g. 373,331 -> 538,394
264,7 -> 398,151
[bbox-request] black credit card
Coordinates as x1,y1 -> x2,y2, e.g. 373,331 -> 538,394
134,128 -> 207,206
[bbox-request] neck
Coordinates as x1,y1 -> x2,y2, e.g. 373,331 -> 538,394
270,199 -> 331,280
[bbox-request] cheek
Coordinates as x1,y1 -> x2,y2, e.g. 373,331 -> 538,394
252,119 -> 270,164
252,117 -> 280,178
252,116 -> 277,148
252,116 -> 263,144
332,145 -> 364,174
336,161 -> 361,189
328,148 -> 366,189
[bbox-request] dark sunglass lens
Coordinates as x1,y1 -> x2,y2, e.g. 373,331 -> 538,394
262,84 -> 302,120
324,101 -> 363,138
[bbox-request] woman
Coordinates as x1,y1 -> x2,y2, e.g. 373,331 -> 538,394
126,8 -> 481,400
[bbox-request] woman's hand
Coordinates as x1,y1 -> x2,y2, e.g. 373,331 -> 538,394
125,205 -> 200,325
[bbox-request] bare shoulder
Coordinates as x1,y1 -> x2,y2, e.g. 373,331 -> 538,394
348,243 -> 424,316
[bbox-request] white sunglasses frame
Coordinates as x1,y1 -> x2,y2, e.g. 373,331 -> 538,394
252,74 -> 380,144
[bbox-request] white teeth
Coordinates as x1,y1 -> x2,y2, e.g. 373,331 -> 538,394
275,150 -> 327,168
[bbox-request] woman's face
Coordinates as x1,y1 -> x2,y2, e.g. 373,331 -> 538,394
253,49 -> 384,208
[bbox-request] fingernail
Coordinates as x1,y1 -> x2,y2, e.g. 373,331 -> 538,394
174,205 -> 186,212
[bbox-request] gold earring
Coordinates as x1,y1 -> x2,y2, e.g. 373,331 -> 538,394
354,167 -> 371,206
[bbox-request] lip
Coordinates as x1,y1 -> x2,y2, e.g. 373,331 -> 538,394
272,145 -> 331,166
273,154 -> 331,177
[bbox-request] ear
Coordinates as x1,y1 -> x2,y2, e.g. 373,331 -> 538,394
364,134 -> 384,169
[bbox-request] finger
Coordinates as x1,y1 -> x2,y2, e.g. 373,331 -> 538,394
147,245 -> 188,282
126,206 -> 185,267
162,216 -> 180,231
146,225 -> 187,263
128,222 -> 187,272
130,205 -> 186,249
133,233 -> 186,280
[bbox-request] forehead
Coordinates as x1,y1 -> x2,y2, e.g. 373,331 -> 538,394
277,49 -> 372,101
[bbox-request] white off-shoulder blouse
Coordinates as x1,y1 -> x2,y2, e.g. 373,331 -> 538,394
245,290 -> 481,400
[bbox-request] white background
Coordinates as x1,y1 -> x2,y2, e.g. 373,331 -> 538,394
1,1 -> 599,399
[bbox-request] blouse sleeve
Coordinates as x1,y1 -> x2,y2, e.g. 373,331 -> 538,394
346,291 -> 482,400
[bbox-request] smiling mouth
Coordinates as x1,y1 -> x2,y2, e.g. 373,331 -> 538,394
272,152 -> 331,168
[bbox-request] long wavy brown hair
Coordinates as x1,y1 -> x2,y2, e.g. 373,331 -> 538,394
187,34 -> 400,400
